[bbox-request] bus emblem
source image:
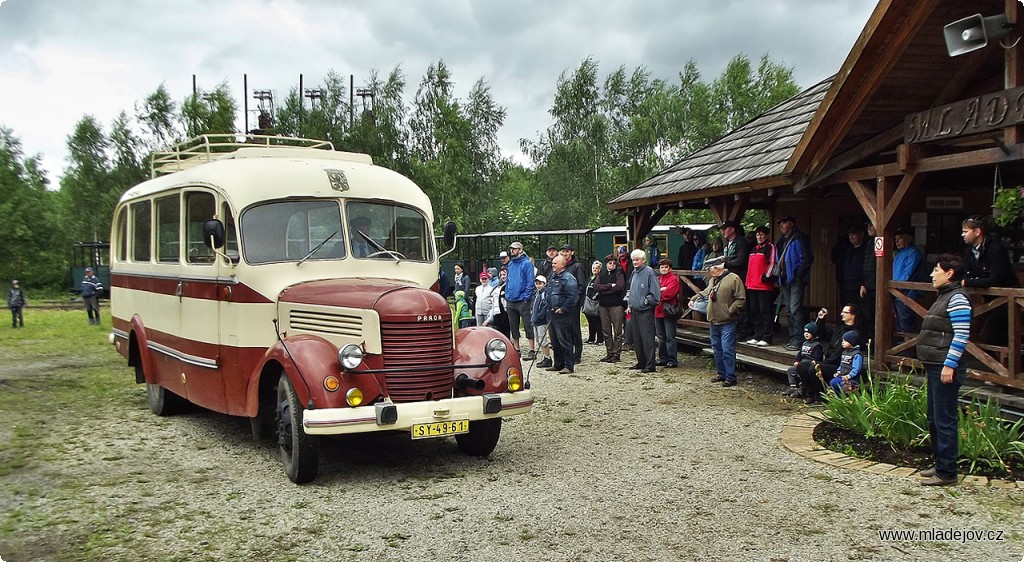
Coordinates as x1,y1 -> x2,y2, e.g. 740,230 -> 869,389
325,169 -> 350,192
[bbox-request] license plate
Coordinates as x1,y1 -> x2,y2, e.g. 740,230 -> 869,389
411,419 -> 470,439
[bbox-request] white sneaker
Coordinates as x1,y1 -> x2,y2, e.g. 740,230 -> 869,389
745,339 -> 758,345
756,340 -> 769,347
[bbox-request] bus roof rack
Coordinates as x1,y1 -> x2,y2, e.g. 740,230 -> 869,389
150,134 -> 335,177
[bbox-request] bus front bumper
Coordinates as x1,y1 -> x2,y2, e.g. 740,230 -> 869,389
302,390 -> 534,435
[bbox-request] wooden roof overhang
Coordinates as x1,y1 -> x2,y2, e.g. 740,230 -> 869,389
795,0 -> 1024,197
606,77 -> 833,241
609,0 -> 1024,243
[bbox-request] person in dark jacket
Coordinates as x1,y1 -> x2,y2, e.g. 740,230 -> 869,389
8,279 -> 26,328
676,228 -> 697,272
545,255 -> 579,374
961,215 -> 1018,344
594,254 -> 626,363
839,226 -> 868,311
859,222 -> 877,342
776,216 -> 814,350
583,261 -> 605,345
917,253 -> 973,486
560,244 -> 587,364
81,267 -> 104,325
721,220 -> 751,340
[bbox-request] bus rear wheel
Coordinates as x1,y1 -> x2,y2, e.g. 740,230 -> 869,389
455,418 -> 502,457
141,362 -> 184,416
276,374 -> 320,484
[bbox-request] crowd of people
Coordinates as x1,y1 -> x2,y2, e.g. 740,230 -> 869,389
449,213 -> 1020,486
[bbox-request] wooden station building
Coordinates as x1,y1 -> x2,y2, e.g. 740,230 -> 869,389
610,0 -> 1024,393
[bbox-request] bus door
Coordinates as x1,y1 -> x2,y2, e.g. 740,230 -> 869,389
176,190 -> 227,410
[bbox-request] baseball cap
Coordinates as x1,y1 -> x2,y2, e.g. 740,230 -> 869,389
509,241 -> 523,250
560,244 -> 574,251
894,226 -> 913,237
776,215 -> 796,223
535,275 -> 547,284
720,220 -> 740,230
479,271 -> 488,280
617,246 -> 627,255
499,251 -> 509,259
546,244 -> 558,251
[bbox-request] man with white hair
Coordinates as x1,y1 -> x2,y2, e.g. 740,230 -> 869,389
690,256 -> 746,387
626,248 -> 661,373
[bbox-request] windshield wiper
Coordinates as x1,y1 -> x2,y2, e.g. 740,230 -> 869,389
357,230 -> 402,262
297,231 -> 337,266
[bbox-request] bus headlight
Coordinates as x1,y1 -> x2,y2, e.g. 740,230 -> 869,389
338,344 -> 364,370
485,339 -> 507,362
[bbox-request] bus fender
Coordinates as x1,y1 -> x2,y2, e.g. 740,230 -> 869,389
129,315 -> 159,385
245,334 -> 340,416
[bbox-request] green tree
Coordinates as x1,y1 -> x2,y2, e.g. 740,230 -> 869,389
0,126 -> 64,288
180,82 -> 238,138
136,84 -> 181,153
348,67 -> 412,176
276,70 -> 352,147
60,116 -> 115,244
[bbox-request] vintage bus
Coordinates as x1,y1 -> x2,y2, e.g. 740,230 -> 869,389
108,135 -> 533,483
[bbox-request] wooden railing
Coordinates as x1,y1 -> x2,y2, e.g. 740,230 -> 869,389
668,269 -> 1024,391
885,281 -> 1024,390
675,270 -> 712,330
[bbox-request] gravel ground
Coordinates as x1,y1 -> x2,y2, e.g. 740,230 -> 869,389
4,341 -> 1023,561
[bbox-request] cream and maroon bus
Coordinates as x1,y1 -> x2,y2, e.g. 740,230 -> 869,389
109,135 -> 533,483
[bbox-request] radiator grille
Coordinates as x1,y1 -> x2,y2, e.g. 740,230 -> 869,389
380,321 -> 454,403
289,309 -> 363,337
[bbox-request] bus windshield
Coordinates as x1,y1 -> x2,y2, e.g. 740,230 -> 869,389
240,200 -> 432,264
346,201 -> 432,262
242,201 -> 344,264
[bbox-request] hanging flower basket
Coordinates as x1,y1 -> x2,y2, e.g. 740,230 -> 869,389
992,186 -> 1024,227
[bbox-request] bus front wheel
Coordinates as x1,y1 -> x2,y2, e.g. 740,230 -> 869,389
276,374 -> 320,484
455,418 -> 502,457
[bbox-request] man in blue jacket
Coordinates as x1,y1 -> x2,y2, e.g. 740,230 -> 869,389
893,226 -> 923,333
545,255 -> 579,374
505,241 -> 537,360
776,216 -> 814,350
81,267 -> 104,325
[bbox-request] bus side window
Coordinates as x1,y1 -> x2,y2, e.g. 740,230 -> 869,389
131,200 -> 152,262
185,192 -> 216,264
156,195 -> 180,263
115,208 -> 128,262
222,202 -> 239,263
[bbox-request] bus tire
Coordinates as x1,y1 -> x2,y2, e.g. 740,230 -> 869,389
455,418 -> 502,457
276,374 -> 319,484
142,361 -> 184,416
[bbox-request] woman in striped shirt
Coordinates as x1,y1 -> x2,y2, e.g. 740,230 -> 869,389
915,254 -> 973,486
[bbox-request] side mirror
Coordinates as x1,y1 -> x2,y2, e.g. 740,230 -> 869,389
443,221 -> 457,249
203,219 -> 226,249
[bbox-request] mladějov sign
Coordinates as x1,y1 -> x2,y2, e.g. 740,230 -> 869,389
906,86 -> 1024,144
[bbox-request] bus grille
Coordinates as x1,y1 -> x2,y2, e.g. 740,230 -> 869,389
289,310 -> 363,338
380,321 -> 454,403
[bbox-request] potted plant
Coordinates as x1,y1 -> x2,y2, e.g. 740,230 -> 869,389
992,186 -> 1024,227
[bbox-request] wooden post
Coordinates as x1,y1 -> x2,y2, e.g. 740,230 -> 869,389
875,176 -> 895,371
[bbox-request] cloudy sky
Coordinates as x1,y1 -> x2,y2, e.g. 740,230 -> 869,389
0,0 -> 877,186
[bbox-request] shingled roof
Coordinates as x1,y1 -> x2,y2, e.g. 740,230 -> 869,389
608,76 -> 833,208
